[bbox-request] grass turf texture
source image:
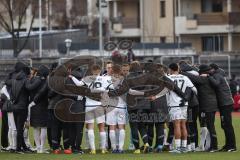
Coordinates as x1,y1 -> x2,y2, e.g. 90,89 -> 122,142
0,114 -> 240,160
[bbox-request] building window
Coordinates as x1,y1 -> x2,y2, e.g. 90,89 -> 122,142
202,36 -> 224,52
160,0 -> 166,17
160,37 -> 166,43
201,0 -> 223,13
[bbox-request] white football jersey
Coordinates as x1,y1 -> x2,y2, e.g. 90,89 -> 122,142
71,75 -> 112,107
85,75 -> 112,107
167,74 -> 194,107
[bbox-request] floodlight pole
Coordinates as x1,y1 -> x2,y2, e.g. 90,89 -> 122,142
39,0 -> 43,58
99,0 -> 103,57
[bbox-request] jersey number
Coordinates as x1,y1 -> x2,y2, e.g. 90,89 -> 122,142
174,79 -> 185,90
90,82 -> 102,89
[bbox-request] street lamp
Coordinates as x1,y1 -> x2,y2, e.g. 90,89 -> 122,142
65,39 -> 72,57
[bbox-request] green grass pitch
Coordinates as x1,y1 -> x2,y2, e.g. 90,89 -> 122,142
0,115 -> 240,160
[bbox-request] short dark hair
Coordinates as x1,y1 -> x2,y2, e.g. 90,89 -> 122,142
169,63 -> 179,71
209,63 -> 219,70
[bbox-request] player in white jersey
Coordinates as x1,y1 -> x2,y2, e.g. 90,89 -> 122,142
105,65 -> 127,153
167,63 -> 197,153
69,64 -> 112,154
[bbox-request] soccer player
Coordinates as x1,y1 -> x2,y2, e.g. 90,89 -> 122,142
106,65 -> 126,153
167,63 -> 197,153
70,64 -> 111,154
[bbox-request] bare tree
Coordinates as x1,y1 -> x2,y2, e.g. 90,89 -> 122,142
0,0 -> 36,57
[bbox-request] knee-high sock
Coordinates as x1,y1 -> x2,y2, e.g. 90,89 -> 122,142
100,132 -> 106,150
205,131 -> 211,150
34,127 -> 41,150
88,129 -> 95,150
40,128 -> 47,150
118,129 -> 125,150
24,128 -> 32,148
109,130 -> 116,150
8,127 -> 13,149
8,112 -> 17,149
199,127 -> 208,149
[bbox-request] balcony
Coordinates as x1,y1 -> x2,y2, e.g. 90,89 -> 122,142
175,12 -> 240,35
110,17 -> 140,37
196,13 -> 228,25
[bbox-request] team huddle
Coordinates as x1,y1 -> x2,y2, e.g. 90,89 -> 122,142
0,58 -> 237,155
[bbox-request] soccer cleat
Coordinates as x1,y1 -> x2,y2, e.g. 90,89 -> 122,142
181,147 -> 188,153
53,149 -> 61,154
143,143 -> 150,153
155,145 -> 163,153
162,145 -> 170,152
101,149 -> 108,154
64,149 -> 72,154
112,149 -> 118,153
133,149 -> 141,154
169,148 -> 182,154
89,150 -> 96,155
118,150 -> 124,154
227,148 -> 237,152
128,144 -> 135,150
208,148 -> 218,153
195,146 -> 204,152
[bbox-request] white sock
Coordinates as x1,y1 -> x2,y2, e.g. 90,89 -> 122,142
88,129 -> 95,150
100,132 -> 106,150
40,128 -> 47,151
8,112 -> 16,149
191,143 -> 196,151
34,128 -> 41,151
109,130 -> 116,150
187,144 -> 192,151
12,129 -> 17,150
205,131 -> 211,151
181,140 -> 187,148
118,129 -> 125,150
175,139 -> 181,148
8,127 -> 13,149
200,127 -> 208,149
24,128 -> 31,148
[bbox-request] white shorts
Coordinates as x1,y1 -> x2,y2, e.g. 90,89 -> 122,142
85,106 -> 106,124
169,106 -> 187,121
106,107 -> 127,126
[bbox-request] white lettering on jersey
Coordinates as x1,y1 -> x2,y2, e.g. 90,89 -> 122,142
167,74 -> 194,107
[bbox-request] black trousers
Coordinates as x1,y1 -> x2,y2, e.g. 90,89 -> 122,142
69,122 -> 84,151
219,105 -> 236,149
128,109 -> 149,149
129,121 -> 148,149
187,106 -> 199,146
167,122 -> 174,145
13,109 -> 28,151
1,111 -> 8,148
50,110 -> 70,150
147,122 -> 165,148
205,111 -> 218,149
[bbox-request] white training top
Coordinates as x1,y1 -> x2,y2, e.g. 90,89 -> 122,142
167,74 -> 195,107
71,75 -> 112,107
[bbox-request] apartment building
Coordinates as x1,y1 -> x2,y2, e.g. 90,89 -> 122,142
175,0 -> 240,52
108,0 -> 240,53
108,0 -> 175,43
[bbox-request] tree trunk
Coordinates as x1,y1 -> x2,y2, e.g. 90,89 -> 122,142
12,38 -> 19,57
